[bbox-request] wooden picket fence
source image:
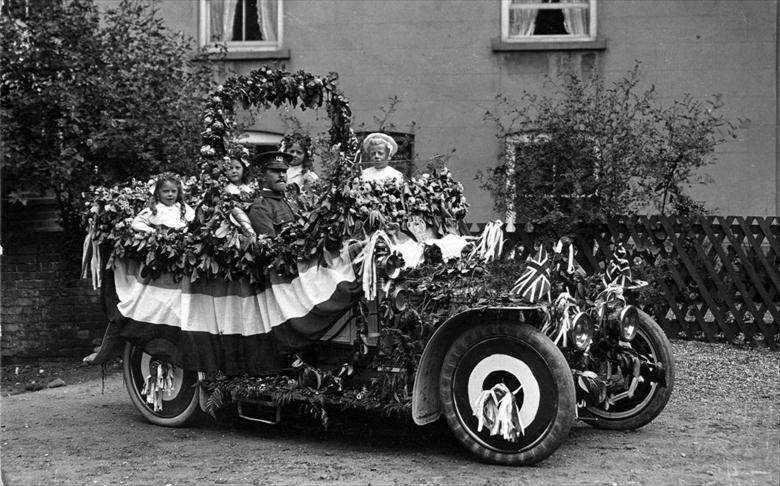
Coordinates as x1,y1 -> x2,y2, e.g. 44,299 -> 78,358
492,216 -> 780,349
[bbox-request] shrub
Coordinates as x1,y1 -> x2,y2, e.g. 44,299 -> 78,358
1,0 -> 220,231
480,64 -> 738,241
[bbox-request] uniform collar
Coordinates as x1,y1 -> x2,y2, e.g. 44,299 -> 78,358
260,188 -> 285,199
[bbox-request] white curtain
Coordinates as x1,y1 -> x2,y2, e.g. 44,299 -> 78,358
258,0 -> 277,42
210,0 -> 238,42
509,0 -> 538,37
561,0 -> 588,36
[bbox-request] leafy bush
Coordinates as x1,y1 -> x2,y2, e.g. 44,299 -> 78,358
481,64 -> 738,240
1,0 -> 220,230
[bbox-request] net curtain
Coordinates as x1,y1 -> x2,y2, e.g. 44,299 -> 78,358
209,0 -> 277,42
509,0 -> 588,37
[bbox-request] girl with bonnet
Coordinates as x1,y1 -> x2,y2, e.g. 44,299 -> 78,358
360,133 -> 404,184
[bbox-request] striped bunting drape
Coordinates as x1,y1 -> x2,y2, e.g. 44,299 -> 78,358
108,246 -> 362,375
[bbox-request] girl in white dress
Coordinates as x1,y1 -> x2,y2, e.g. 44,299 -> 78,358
131,174 -> 195,232
281,134 -> 319,194
222,155 -> 256,235
224,156 -> 254,196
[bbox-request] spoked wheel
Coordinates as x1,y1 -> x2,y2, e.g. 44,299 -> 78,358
122,341 -> 201,427
585,310 -> 675,430
439,323 -> 575,466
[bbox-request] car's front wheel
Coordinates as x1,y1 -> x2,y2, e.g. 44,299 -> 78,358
439,322 -> 575,466
584,310 -> 675,430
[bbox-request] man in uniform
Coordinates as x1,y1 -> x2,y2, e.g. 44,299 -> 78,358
248,151 -> 300,237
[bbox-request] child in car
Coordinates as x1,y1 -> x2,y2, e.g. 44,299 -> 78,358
131,173 -> 195,232
360,133 -> 404,184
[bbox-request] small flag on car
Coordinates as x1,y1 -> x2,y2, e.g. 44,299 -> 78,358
510,246 -> 551,303
603,244 -> 648,289
604,244 -> 631,286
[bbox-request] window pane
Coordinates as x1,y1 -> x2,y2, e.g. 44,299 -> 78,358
234,0 -> 262,41
533,8 -> 566,35
209,0 -> 278,43
507,0 -> 591,38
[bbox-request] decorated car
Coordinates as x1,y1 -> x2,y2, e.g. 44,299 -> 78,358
82,67 -> 674,466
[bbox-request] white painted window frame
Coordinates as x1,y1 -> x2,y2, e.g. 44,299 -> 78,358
199,0 -> 284,52
503,133 -> 552,232
500,0 -> 597,43
237,131 -> 283,147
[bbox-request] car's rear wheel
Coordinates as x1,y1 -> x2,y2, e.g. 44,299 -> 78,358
439,322 -> 575,466
122,340 -> 201,427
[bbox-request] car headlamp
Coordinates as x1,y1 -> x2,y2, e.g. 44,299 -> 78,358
379,253 -> 404,279
390,287 -> 409,312
618,305 -> 639,341
568,312 -> 593,351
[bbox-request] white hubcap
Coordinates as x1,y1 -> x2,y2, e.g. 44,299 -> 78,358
467,354 -> 541,426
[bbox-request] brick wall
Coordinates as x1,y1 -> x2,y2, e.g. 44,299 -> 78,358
1,199 -> 106,361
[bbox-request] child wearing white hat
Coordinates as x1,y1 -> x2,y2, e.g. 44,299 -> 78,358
360,133 -> 404,184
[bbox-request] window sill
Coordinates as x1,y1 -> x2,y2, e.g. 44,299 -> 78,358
218,48 -> 291,61
491,37 -> 606,52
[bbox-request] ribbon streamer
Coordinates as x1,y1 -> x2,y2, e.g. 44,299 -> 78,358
353,230 -> 393,300
140,362 -> 175,413
550,291 -> 579,347
553,238 -> 576,274
80,222 -> 102,290
472,383 -> 525,442
467,220 -> 504,263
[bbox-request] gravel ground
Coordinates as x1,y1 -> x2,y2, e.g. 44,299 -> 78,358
1,339 -> 778,485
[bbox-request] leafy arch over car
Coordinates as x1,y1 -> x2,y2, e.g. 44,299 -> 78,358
198,66 -> 356,185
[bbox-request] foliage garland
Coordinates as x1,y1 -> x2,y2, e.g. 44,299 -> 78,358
198,66 -> 357,194
83,167 -> 470,284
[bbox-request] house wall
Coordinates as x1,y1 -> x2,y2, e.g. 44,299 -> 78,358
131,0 -> 779,223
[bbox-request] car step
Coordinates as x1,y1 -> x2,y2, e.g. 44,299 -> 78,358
237,399 -> 281,425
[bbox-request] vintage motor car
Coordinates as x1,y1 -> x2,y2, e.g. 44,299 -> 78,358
82,67 -> 674,466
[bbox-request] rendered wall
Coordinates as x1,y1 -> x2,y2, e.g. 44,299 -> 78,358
124,0 -> 779,222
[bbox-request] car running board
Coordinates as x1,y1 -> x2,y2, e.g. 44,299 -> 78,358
237,399 -> 281,425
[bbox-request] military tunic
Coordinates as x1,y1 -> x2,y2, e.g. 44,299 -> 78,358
247,189 -> 299,237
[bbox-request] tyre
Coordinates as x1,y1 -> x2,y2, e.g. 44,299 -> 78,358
122,341 -> 201,427
585,310 -> 675,430
439,322 -> 575,466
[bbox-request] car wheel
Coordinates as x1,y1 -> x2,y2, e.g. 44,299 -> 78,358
122,341 -> 201,427
585,310 -> 675,430
439,322 -> 575,466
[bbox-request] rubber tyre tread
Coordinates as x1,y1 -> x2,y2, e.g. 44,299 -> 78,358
587,310 -> 675,430
439,322 -> 575,466
122,342 -> 201,427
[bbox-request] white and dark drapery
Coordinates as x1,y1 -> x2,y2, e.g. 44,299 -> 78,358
103,247 -> 361,375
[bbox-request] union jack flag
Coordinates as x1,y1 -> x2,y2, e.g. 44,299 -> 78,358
510,246 -> 551,303
604,244 -> 631,286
